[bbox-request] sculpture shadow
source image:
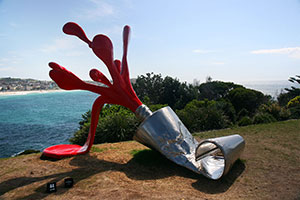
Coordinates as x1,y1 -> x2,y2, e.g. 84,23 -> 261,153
0,150 -> 245,199
125,149 -> 246,194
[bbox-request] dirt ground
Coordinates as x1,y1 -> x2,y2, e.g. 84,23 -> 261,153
0,120 -> 300,200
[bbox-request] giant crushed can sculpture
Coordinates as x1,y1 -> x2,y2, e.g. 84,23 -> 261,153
43,22 -> 245,180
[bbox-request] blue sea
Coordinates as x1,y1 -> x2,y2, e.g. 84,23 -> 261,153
0,81 -> 299,158
0,91 -> 98,158
241,80 -> 300,97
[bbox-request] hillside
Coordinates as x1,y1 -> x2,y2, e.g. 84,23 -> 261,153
0,77 -> 58,91
0,77 -> 136,92
0,120 -> 299,199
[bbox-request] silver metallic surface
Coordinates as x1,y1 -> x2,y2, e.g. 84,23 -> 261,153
196,134 -> 245,179
135,104 -> 153,121
134,105 -> 245,180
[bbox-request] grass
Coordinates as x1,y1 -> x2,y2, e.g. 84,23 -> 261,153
0,119 -> 299,199
194,119 -> 300,139
90,146 -> 108,153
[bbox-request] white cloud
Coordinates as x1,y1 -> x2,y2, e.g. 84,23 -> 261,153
193,49 -> 216,54
40,37 -> 83,53
102,25 -> 124,36
211,62 -> 225,65
0,58 -> 9,62
251,47 -> 300,58
0,57 -> 21,66
77,0 -> 114,19
9,22 -> 18,28
0,67 -> 13,71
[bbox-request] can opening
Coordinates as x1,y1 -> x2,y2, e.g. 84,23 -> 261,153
196,141 -> 225,180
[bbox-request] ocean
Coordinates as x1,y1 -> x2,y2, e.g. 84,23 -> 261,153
0,91 -> 98,158
0,81 -> 299,158
241,80 -> 299,97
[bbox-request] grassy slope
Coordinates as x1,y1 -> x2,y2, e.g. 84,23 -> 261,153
0,120 -> 299,199
195,119 -> 300,199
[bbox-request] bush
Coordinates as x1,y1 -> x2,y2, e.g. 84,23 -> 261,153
238,116 -> 253,126
70,105 -> 139,145
289,106 -> 300,119
176,100 -> 231,132
70,121 -> 91,145
287,96 -> 300,108
279,108 -> 291,120
70,103 -> 170,146
286,96 -> 300,119
253,113 -> 276,124
277,89 -> 300,107
237,108 -> 249,121
215,99 -> 236,123
147,103 -> 168,112
259,103 -> 281,121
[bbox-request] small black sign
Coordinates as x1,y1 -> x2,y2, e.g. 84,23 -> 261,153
46,182 -> 57,193
64,178 -> 74,188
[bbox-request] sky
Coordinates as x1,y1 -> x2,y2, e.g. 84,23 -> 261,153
0,0 -> 300,84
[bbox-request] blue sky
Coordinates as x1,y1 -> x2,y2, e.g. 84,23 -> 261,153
0,0 -> 300,83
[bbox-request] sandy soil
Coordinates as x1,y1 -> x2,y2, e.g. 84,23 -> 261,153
0,90 -> 63,96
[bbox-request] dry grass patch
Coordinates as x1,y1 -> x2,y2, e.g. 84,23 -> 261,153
0,120 -> 299,199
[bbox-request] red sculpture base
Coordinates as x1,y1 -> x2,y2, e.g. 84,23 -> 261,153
42,144 -> 85,159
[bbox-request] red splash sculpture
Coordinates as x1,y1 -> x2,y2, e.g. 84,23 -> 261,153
42,23 -> 245,181
42,22 -> 142,159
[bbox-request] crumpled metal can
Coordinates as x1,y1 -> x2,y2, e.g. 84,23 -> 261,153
135,105 -> 245,180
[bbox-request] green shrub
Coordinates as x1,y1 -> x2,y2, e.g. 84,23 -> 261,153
148,103 -> 167,112
215,99 -> 236,123
94,107 -> 139,144
279,108 -> 291,120
253,113 -> 276,124
70,105 -> 139,145
238,116 -> 253,126
287,96 -> 300,108
259,103 -> 282,121
237,108 -> 249,120
278,75 -> 300,106
78,110 -> 91,129
176,99 -> 231,132
287,95 -> 300,119
70,121 -> 91,145
289,106 -> 300,119
70,103 -> 170,146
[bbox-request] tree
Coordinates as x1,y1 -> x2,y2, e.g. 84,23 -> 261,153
278,75 -> 300,106
287,96 -> 300,119
133,73 -> 164,105
133,73 -> 199,110
198,81 -> 243,101
227,87 -> 267,115
159,76 -> 199,109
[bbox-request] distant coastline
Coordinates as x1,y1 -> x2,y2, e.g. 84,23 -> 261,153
0,89 -> 63,96
0,77 -> 59,93
1,77 -> 299,98
0,77 -> 106,96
